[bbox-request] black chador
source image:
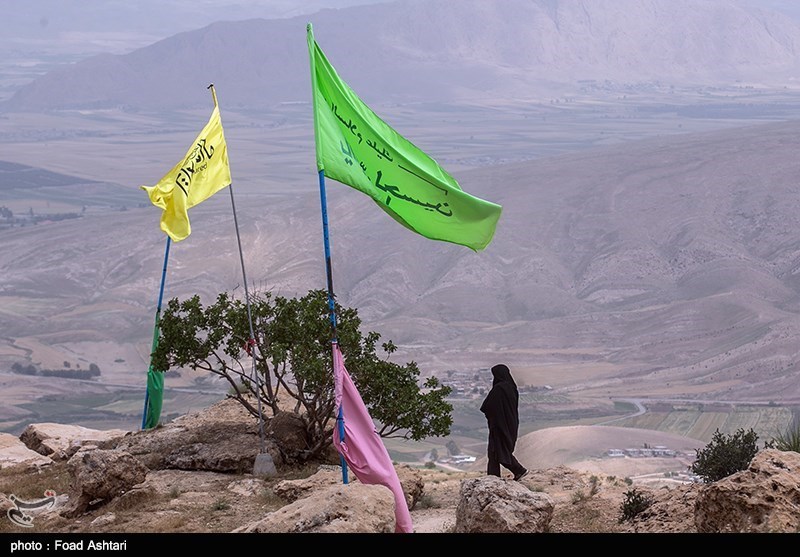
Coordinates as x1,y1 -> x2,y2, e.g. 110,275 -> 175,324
480,364 -> 528,480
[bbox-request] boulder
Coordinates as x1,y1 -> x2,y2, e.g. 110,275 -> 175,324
694,449 -> 800,533
396,464 -> 424,510
235,482 -> 395,533
267,410 -> 309,462
62,449 -> 147,517
0,432 -> 53,470
628,483 -> 701,533
273,466 -> 345,502
114,398 -> 282,473
455,476 -> 554,533
19,423 -> 128,460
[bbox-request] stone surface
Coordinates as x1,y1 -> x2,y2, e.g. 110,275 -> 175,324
63,448 -> 147,517
114,398 -> 282,473
396,464 -> 424,510
235,482 -> 395,533
0,432 -> 53,469
455,475 -> 555,533
273,467 -> 349,502
19,423 -> 128,461
694,448 -> 800,533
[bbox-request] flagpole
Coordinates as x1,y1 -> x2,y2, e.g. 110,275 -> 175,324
307,23 -> 348,484
141,235 -> 171,430
317,169 -> 349,485
206,84 -> 269,453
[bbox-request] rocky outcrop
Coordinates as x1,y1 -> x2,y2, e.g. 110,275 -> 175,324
62,449 -> 147,517
273,466 -> 344,502
267,411 -> 309,463
455,476 -> 555,533
272,463 -> 424,512
113,398 -> 281,473
235,482 -> 396,533
0,432 -> 53,469
19,423 -> 128,461
627,483 -> 700,533
694,449 -> 800,533
396,465 -> 424,510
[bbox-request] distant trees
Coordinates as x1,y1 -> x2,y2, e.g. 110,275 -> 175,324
446,440 -> 461,456
10,362 -> 36,375
10,361 -> 101,380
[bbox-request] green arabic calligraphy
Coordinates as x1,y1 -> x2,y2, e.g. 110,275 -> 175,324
374,170 -> 452,216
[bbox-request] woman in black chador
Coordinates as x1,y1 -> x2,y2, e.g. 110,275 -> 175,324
480,364 -> 528,480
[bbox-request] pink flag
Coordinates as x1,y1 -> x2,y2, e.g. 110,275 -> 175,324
332,342 -> 413,533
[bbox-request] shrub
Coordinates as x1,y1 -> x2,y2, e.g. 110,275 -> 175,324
691,428 -> 760,483
588,475 -> 599,497
153,289 -> 453,461
769,421 -> 800,453
618,488 -> 653,523
570,490 -> 587,504
212,498 -> 230,511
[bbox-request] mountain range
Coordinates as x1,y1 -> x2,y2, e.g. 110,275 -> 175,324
4,0 -> 800,112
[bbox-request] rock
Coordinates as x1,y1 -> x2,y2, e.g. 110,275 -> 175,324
91,513 -> 116,527
114,398 -> 282,473
235,482 -> 395,533
272,463 -> 422,510
19,423 -> 128,461
62,449 -> 147,517
396,464 -> 424,510
273,466 -> 346,502
0,432 -> 53,470
694,449 -> 800,533
628,483 -> 700,533
227,478 -> 267,497
455,476 -> 554,533
268,411 -> 309,462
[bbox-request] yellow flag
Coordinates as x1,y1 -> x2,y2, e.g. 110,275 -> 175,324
141,106 -> 231,241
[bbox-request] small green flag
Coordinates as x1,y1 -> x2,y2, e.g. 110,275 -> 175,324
306,24 -> 502,251
143,309 -> 164,430
143,367 -> 164,429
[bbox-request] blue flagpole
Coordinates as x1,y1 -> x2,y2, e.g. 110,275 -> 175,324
141,235 -> 171,430
317,168 -> 349,484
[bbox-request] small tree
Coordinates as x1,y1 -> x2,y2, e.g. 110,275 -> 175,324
151,288 -> 453,461
691,428 -> 760,483
619,488 -> 653,523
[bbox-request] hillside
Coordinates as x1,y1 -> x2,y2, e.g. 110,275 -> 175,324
3,0 -> 800,112
4,119 -> 800,413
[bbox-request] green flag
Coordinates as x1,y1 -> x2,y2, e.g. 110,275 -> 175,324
143,307 -> 164,430
306,24 -> 502,251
